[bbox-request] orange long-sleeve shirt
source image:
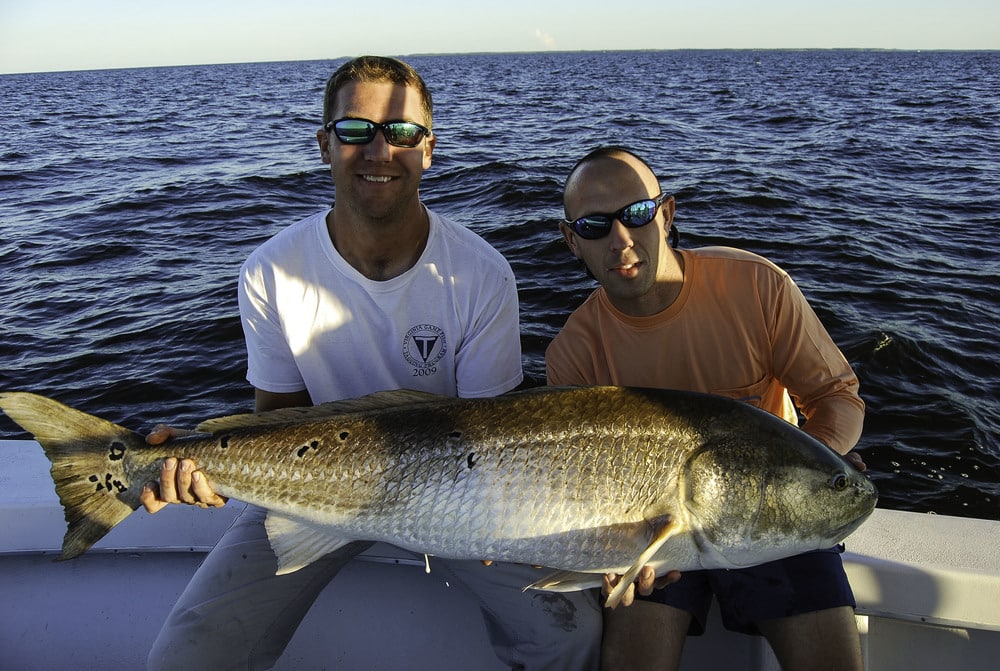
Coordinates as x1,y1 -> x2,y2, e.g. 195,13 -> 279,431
545,246 -> 864,455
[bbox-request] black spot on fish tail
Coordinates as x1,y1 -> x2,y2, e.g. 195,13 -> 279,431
108,441 -> 126,461
89,473 -> 128,494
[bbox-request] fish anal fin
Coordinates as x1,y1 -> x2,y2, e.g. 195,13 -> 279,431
525,569 -> 603,593
264,512 -> 362,575
605,515 -> 681,609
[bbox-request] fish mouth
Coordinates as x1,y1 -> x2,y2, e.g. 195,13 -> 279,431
830,504 -> 877,542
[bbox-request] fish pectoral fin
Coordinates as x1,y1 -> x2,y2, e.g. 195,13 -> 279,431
263,512 -> 358,575
605,516 -> 681,609
524,570 -> 603,593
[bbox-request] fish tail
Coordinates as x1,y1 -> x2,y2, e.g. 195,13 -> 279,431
0,392 -> 148,559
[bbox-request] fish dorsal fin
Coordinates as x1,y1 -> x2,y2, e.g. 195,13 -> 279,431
263,512 -> 366,575
195,390 -> 446,434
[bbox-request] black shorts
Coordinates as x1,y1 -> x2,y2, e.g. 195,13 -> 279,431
639,546 -> 856,635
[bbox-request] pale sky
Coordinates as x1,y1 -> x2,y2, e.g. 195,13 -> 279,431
1,0 -> 996,75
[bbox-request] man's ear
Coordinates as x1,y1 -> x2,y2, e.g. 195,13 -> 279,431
559,221 -> 581,258
317,129 -> 332,165
422,133 -> 436,169
661,196 -> 676,230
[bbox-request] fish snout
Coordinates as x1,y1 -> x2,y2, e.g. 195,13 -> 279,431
680,436 -> 879,568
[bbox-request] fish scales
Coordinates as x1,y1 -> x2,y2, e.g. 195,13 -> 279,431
0,386 -> 877,598
191,395 -> 678,567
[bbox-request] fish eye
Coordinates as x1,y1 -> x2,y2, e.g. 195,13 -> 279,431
832,472 -> 849,491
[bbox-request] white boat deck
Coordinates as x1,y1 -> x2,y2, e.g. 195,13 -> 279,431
2,439 -> 999,670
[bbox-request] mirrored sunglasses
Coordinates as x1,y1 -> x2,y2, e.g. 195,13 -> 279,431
565,193 -> 669,240
325,117 -> 432,148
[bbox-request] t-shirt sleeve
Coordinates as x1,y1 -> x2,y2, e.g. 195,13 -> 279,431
546,327 -> 590,386
454,267 -> 524,398
769,273 -> 865,454
238,258 -> 307,394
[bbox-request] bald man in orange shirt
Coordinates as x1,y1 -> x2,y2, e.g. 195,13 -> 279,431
547,146 -> 866,671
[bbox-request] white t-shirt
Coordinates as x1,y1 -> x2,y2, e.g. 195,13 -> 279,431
238,208 -> 523,402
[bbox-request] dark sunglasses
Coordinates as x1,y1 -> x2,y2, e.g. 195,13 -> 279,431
325,117 -> 432,148
564,193 -> 669,240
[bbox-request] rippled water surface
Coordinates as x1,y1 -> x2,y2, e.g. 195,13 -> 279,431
2,50 -> 998,519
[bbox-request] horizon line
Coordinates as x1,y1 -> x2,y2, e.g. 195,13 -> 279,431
3,46 -> 998,77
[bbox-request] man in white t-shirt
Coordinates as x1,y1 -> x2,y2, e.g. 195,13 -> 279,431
141,56 -> 601,671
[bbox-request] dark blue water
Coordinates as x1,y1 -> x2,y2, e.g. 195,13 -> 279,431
1,50 -> 998,520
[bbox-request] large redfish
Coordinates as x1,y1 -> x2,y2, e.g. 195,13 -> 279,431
0,386 -> 876,608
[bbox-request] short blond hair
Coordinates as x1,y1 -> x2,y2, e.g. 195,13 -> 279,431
322,56 -> 433,128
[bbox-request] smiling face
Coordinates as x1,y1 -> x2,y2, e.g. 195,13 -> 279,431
561,152 -> 680,317
318,80 -> 435,224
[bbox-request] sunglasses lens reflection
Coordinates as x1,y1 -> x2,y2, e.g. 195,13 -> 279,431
333,119 -> 376,144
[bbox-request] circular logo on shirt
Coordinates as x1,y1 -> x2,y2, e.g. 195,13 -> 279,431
403,324 -> 447,371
